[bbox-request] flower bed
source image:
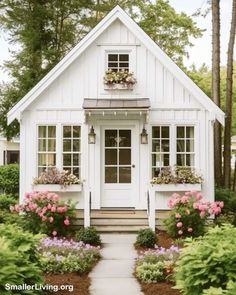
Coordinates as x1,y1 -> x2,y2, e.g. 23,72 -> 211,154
136,245 -> 180,284
38,237 -> 100,274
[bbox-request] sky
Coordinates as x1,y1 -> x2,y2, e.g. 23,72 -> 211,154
0,0 -> 235,83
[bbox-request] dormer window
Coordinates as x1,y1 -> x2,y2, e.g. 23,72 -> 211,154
108,53 -> 129,72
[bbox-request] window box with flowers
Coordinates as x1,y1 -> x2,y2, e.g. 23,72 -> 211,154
32,167 -> 82,192
150,166 -> 203,192
103,69 -> 136,90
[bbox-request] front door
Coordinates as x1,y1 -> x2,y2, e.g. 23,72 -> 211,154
101,127 -> 137,207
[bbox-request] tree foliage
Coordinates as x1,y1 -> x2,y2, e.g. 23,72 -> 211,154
0,0 -> 203,139
187,62 -> 236,136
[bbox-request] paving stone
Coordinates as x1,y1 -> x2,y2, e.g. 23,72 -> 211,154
89,234 -> 144,295
89,278 -> 143,295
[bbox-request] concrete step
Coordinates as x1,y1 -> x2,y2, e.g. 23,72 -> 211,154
94,225 -> 149,232
91,210 -> 147,219
91,218 -> 149,226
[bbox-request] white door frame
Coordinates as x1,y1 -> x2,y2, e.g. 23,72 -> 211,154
99,120 -> 140,208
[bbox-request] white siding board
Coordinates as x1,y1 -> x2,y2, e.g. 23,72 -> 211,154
155,60 -> 164,102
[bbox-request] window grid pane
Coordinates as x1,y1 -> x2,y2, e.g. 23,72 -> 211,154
104,129 -> 132,183
37,126 -> 56,175
62,126 -> 81,178
152,126 -> 170,177
108,53 -> 129,72
176,126 -> 195,168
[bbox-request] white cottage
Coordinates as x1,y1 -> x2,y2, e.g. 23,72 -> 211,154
8,6 -> 224,231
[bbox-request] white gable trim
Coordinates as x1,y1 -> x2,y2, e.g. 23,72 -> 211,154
7,5 -> 224,125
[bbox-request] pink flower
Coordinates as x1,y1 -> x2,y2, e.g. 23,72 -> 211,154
175,213 -> 181,219
57,207 -> 66,213
52,230 -> 57,236
196,193 -> 203,200
42,216 -> 47,221
178,230 -> 183,235
187,227 -> 193,233
47,203 -> 52,210
176,222 -> 183,228
64,218 -> 70,226
51,206 -> 56,212
49,216 -> 54,223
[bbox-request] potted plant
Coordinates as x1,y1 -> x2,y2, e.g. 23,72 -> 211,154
150,166 -> 203,192
103,69 -> 136,89
32,167 -> 82,192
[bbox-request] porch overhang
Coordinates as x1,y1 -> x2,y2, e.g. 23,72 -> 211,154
83,98 -> 150,120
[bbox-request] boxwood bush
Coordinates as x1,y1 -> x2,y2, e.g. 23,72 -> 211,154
75,226 -> 101,246
174,224 -> 236,295
0,164 -> 19,196
135,228 -> 157,248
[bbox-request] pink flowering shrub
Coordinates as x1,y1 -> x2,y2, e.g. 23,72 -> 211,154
164,191 -> 223,238
10,191 -> 76,237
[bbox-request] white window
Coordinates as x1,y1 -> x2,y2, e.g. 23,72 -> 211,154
152,126 -> 170,177
107,53 -> 129,72
176,126 -> 195,167
151,125 -> 195,177
38,126 -> 56,175
62,126 -> 81,178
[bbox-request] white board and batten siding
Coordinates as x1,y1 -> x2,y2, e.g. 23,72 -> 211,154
11,7 -> 222,211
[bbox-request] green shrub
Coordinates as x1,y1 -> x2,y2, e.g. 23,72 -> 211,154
164,191 -> 223,238
0,224 -> 44,294
0,194 -> 26,226
0,194 -> 17,210
75,226 -> 101,246
174,224 -> 236,295
10,191 -> 77,237
215,188 -> 236,225
202,281 -> 236,295
135,228 -> 156,248
136,262 -> 165,283
0,164 -> 19,195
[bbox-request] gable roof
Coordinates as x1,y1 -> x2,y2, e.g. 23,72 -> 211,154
7,5 -> 224,125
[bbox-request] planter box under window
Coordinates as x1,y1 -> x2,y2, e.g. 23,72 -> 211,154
32,184 -> 82,192
151,183 -> 202,192
104,83 -> 134,90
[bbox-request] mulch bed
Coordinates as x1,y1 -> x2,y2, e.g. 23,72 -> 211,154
138,230 -> 181,295
44,273 -> 90,295
141,282 -> 180,295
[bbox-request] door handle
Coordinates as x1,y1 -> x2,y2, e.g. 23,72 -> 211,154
132,164 -> 135,168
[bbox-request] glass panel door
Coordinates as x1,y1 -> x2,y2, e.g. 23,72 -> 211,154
105,129 -> 132,183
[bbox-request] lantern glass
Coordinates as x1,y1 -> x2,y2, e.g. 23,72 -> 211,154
140,127 -> 148,144
88,126 -> 96,144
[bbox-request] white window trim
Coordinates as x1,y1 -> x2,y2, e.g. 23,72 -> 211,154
106,52 -> 130,72
150,123 -> 199,177
61,125 -> 81,178
36,124 -> 82,178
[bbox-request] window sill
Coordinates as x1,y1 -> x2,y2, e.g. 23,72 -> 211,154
32,184 -> 82,192
151,183 -> 202,192
104,83 -> 134,90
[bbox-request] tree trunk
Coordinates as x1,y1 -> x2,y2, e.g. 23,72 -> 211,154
212,0 -> 222,186
223,0 -> 236,188
233,158 -> 236,192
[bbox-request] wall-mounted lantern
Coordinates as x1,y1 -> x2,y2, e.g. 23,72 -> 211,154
88,126 -> 96,144
140,126 -> 148,144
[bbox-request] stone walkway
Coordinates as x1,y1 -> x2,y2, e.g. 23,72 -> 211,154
89,234 -> 144,295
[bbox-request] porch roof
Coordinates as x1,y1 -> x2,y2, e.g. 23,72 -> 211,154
83,98 -> 150,110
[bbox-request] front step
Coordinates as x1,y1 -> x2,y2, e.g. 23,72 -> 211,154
90,209 -> 148,232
